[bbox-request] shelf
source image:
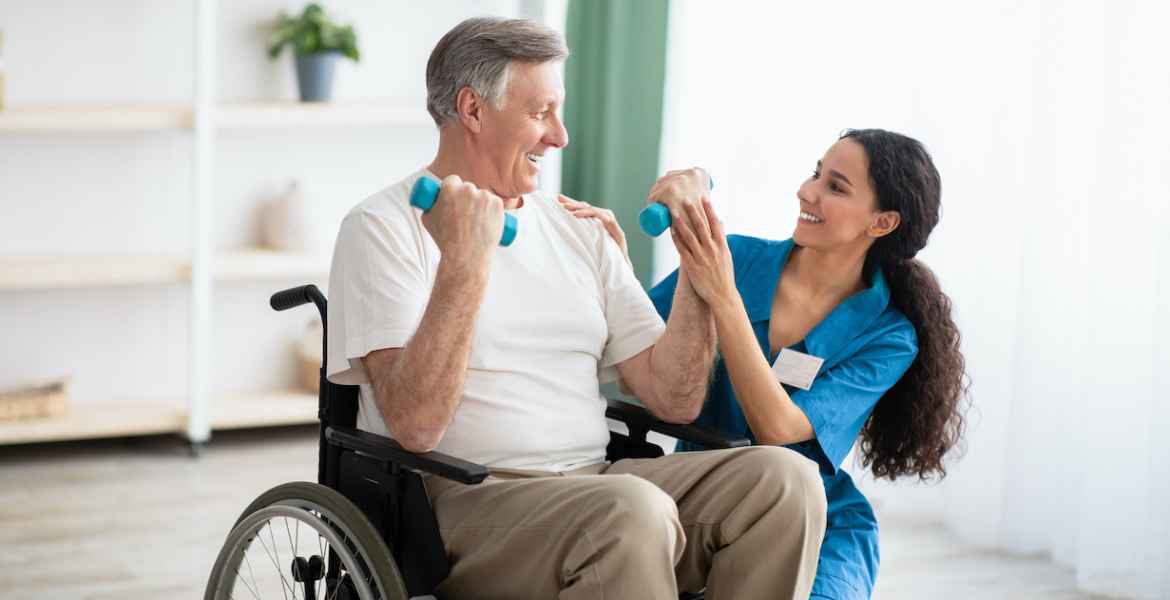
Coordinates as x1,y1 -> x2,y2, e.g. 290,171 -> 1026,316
0,102 -> 431,134
0,251 -> 330,290
217,100 -> 432,129
0,391 -> 318,445
0,400 -> 186,445
208,390 -> 318,430
0,255 -> 189,290
211,249 -> 331,281
0,106 -> 193,133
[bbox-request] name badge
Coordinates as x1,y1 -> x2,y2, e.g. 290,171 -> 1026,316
771,348 -> 824,391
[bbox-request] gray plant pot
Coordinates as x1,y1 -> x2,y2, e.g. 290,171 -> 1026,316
294,51 -> 341,102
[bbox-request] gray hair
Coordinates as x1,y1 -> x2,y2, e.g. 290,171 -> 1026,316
426,17 -> 569,127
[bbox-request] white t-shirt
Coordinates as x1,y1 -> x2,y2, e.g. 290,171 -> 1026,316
326,168 -> 665,471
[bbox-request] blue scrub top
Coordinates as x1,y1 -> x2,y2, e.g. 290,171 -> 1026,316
648,235 -> 918,600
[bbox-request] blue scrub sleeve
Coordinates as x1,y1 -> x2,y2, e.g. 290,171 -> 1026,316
790,321 -> 918,473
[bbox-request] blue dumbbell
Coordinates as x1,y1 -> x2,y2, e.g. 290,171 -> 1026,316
409,177 -> 518,247
638,174 -> 715,237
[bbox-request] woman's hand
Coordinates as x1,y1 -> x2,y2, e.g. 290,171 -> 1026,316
672,198 -> 737,312
557,195 -> 631,265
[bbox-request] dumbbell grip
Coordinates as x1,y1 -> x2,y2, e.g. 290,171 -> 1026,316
409,177 -> 518,247
638,173 -> 715,237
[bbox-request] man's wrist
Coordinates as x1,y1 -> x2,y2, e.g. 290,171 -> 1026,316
437,252 -> 490,287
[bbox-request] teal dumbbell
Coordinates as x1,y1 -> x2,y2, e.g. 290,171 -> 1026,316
410,177 -> 518,247
638,174 -> 715,237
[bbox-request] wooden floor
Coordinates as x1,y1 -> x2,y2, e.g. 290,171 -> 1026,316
0,427 -> 1105,600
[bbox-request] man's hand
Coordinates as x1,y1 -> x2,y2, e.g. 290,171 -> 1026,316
647,167 -> 713,242
421,174 -> 506,267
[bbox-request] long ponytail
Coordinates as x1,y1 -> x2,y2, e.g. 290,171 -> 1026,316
844,129 -> 970,481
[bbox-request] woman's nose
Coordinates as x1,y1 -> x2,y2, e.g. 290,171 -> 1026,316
797,185 -> 815,205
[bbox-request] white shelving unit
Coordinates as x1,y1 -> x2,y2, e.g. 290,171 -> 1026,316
0,105 -> 194,132
0,251 -> 331,290
0,0 -> 431,448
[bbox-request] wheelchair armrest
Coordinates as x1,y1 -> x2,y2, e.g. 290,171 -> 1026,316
325,426 -> 490,485
605,398 -> 750,449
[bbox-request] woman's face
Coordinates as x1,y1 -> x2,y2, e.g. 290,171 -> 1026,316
793,138 -> 898,253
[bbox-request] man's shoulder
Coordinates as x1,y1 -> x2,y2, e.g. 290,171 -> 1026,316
533,190 -> 610,247
341,169 -> 429,231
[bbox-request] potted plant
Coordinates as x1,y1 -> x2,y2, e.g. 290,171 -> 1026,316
268,4 -> 360,102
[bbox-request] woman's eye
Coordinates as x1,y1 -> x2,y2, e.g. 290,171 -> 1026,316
535,111 -> 548,119
829,181 -> 842,193
810,169 -> 820,180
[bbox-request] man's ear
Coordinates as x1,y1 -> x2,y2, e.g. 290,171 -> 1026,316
869,210 -> 902,239
456,86 -> 484,133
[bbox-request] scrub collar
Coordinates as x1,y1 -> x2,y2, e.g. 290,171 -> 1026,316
741,239 -> 893,362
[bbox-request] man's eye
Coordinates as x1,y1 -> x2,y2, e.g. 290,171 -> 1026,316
810,169 -> 820,180
829,181 -> 842,193
535,111 -> 548,119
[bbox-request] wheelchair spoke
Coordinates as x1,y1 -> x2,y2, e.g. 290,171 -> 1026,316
257,522 -> 295,600
282,517 -> 304,600
284,517 -> 294,558
270,522 -> 294,600
233,564 -> 262,600
244,544 -> 261,599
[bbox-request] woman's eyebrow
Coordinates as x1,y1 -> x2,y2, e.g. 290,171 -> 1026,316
817,160 -> 853,186
829,170 -> 853,186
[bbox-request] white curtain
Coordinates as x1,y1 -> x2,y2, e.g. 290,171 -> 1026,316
657,1 -> 1170,596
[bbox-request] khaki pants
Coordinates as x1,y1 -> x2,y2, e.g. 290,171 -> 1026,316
422,446 -> 827,599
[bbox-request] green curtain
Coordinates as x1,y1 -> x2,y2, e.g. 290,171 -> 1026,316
562,0 -> 670,287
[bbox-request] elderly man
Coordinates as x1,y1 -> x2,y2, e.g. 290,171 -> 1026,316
326,16 -> 826,600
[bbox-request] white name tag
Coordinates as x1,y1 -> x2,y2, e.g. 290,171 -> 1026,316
771,348 -> 825,391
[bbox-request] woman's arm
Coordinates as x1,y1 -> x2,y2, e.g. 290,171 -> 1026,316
709,299 -> 814,444
675,199 -> 815,445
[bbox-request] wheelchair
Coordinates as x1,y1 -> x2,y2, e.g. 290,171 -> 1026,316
204,284 -> 749,600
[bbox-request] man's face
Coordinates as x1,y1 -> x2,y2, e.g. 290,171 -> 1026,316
476,61 -> 569,198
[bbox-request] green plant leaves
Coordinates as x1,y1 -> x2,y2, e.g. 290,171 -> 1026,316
267,3 -> 360,62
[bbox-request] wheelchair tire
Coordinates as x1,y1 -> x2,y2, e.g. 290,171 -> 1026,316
204,481 -> 409,600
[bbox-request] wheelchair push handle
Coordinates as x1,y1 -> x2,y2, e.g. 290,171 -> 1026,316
409,176 -> 518,247
270,286 -> 313,311
638,172 -> 715,237
270,284 -> 326,318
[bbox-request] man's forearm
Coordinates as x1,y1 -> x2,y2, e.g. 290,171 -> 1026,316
373,259 -> 488,451
648,268 -> 717,422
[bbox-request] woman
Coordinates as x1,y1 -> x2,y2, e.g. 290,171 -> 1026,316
560,129 -> 969,599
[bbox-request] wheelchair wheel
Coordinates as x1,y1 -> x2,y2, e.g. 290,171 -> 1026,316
205,481 -> 409,600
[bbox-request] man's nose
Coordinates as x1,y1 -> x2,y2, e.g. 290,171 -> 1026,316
546,113 -> 569,149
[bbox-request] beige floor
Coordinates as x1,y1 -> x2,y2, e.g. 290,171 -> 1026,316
0,427 -> 1105,600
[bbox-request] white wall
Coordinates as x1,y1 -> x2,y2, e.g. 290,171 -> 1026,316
0,1 -> 563,404
658,2 -> 1170,578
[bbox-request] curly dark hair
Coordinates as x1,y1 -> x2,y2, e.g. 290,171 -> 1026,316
841,128 -> 970,481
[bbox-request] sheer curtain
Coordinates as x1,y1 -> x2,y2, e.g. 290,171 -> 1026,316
656,1 -> 1170,596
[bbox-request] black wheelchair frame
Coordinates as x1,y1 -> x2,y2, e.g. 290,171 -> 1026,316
269,283 -> 750,598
